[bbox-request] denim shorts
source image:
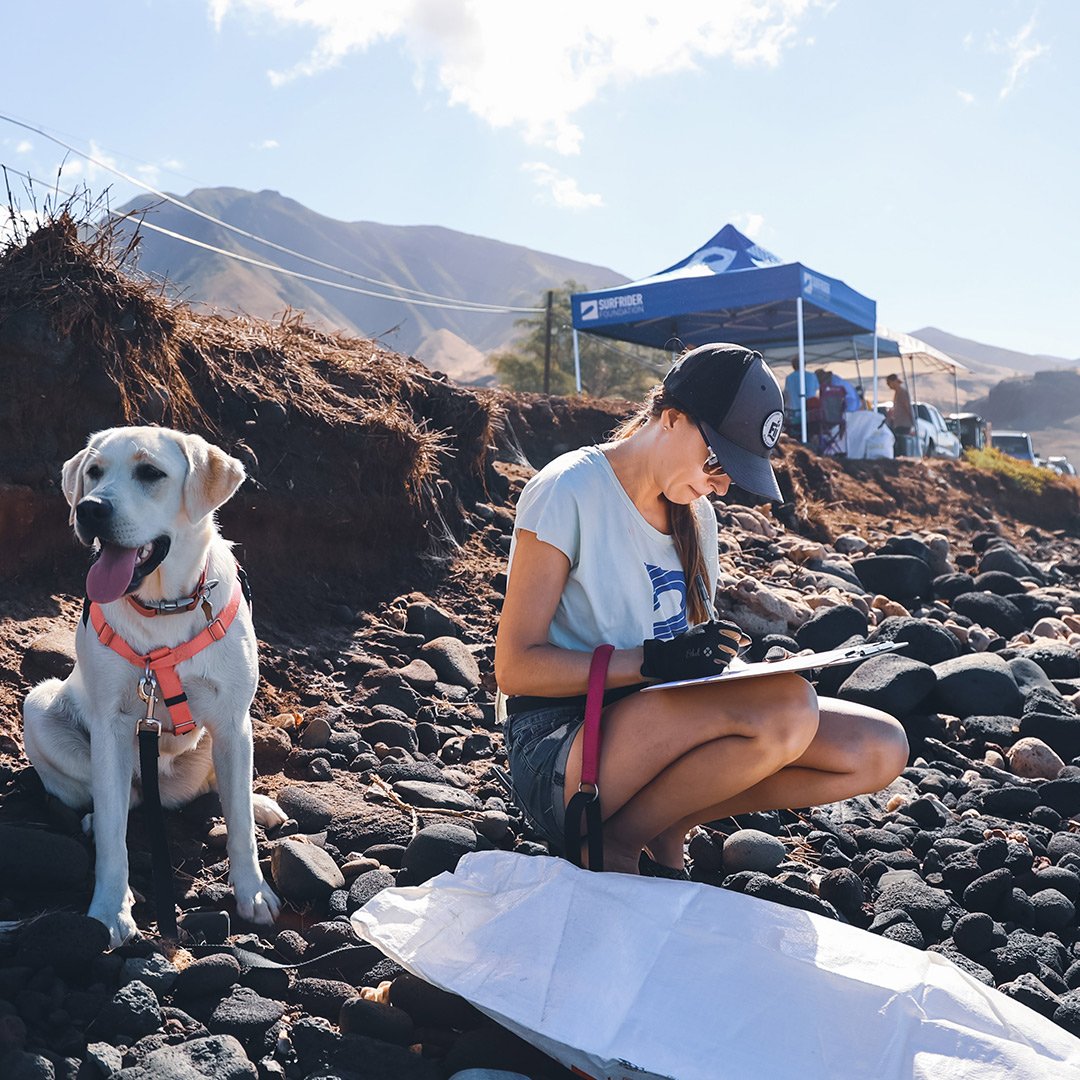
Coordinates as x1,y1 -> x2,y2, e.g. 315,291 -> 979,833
503,703 -> 585,853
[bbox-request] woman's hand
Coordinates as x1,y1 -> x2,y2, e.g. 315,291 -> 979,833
640,620 -> 747,681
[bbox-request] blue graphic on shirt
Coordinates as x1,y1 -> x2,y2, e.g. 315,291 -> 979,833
646,563 -> 688,639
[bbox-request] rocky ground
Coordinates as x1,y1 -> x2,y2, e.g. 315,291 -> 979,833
3,428 -> 1080,1078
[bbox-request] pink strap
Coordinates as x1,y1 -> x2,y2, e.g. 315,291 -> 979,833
580,644 -> 614,786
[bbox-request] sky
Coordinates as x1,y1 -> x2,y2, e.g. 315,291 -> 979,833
1,0 -> 1077,358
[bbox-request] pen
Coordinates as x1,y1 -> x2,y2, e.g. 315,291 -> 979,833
694,573 -> 718,623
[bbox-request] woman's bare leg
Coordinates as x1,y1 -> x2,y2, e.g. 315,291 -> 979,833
562,673 -> 820,874
645,698 -> 909,867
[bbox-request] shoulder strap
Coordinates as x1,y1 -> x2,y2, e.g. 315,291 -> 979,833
563,643 -> 614,871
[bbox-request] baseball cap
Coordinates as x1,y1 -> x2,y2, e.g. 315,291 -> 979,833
663,342 -> 785,501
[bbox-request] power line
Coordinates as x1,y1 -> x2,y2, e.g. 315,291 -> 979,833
0,113 -> 544,313
2,164 -> 541,315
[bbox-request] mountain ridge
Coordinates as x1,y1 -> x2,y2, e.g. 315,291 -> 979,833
116,187 -> 627,377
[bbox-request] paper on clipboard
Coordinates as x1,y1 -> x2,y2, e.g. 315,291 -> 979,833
640,639 -> 906,692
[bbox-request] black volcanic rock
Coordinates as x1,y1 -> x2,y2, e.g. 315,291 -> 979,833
933,573 -> 975,601
950,593 -> 1026,637
836,654 -> 936,715
869,616 -> 959,665
795,604 -> 868,652
852,555 -> 933,601
930,654 -> 1023,718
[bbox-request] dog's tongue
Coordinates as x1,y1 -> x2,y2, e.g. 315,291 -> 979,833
86,544 -> 139,604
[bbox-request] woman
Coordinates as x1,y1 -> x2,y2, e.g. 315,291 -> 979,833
495,343 -> 908,877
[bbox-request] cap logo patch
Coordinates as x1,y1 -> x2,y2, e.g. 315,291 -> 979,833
762,410 -> 784,448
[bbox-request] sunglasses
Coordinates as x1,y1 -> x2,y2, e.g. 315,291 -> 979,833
696,421 -> 728,477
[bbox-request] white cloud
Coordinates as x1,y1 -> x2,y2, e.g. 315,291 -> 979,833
136,163 -> 161,185
522,162 -> 603,210
957,89 -> 975,105
733,211 -> 765,239
0,205 -> 45,246
253,138 -> 279,150
211,0 -> 817,153
86,139 -> 120,183
163,158 -> 185,171
993,15 -> 1048,100
15,140 -> 32,154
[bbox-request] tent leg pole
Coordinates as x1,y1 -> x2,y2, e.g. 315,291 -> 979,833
797,297 -> 807,445
572,329 -> 582,395
872,333 -> 879,411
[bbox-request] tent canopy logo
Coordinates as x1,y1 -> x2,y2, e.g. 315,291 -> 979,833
580,299 -> 599,321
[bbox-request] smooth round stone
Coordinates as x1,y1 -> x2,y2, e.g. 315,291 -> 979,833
1030,889 -> 1076,932
339,997 -> 416,1045
392,780 -> 479,812
173,953 -> 242,1000
951,912 -> 995,957
270,839 -> 345,903
209,986 -> 286,1041
1007,737 -> 1065,780
722,829 -> 787,874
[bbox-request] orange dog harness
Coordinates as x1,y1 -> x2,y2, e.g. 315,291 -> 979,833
88,578 -> 244,735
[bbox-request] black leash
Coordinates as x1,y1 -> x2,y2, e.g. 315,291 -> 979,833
137,675 -> 178,939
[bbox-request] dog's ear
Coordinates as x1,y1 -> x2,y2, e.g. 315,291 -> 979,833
182,434 -> 246,523
61,447 -> 90,525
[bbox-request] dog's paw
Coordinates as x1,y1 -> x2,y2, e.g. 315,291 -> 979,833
234,879 -> 281,926
87,894 -> 138,949
251,793 -> 288,829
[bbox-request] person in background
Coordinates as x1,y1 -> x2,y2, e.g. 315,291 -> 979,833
495,343 -> 908,878
885,373 -> 914,435
784,357 -> 818,428
816,369 -> 861,412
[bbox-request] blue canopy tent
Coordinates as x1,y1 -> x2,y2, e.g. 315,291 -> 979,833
571,225 -> 878,441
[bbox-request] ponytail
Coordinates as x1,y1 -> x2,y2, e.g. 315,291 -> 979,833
612,385 -> 711,626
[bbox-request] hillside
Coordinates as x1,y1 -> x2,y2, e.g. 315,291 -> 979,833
914,326 -> 1077,380
114,187 -> 627,383
963,368 -> 1080,466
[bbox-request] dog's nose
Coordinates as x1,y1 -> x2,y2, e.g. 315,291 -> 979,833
75,497 -> 113,532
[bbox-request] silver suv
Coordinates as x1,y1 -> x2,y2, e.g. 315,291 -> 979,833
991,430 -> 1038,465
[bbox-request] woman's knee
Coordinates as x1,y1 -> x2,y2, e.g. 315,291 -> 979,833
840,712 -> 909,788
761,675 -> 819,763
871,717 -> 910,784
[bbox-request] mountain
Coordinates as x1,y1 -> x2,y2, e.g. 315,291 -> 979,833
113,187 -> 628,383
912,326 -> 1077,378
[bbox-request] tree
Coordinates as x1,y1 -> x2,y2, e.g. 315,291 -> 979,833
492,281 -> 667,399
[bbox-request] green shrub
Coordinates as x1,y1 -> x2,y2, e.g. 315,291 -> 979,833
963,447 -> 1051,496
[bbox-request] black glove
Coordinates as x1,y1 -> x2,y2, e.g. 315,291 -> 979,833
640,620 -> 747,681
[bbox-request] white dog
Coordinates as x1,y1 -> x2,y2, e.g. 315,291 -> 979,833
23,426 -> 286,947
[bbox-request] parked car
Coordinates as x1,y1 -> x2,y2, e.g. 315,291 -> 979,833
915,403 -> 963,458
991,430 -> 1039,466
945,412 -> 990,451
876,402 -> 962,458
1046,455 -> 1077,476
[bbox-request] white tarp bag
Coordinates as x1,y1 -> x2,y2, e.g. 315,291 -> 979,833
352,851 -> 1080,1080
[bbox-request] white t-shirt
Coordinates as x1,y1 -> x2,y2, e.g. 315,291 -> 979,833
508,445 -> 720,653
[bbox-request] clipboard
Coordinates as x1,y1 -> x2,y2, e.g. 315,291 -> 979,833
640,639 -> 906,692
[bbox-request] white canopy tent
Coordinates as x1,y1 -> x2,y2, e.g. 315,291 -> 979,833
762,325 -> 969,423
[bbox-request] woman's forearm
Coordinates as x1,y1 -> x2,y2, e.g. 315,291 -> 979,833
496,642 -> 646,698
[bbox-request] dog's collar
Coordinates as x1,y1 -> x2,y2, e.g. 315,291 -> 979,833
127,562 -> 217,620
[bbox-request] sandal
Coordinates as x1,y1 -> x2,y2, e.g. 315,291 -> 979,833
638,850 -> 690,881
